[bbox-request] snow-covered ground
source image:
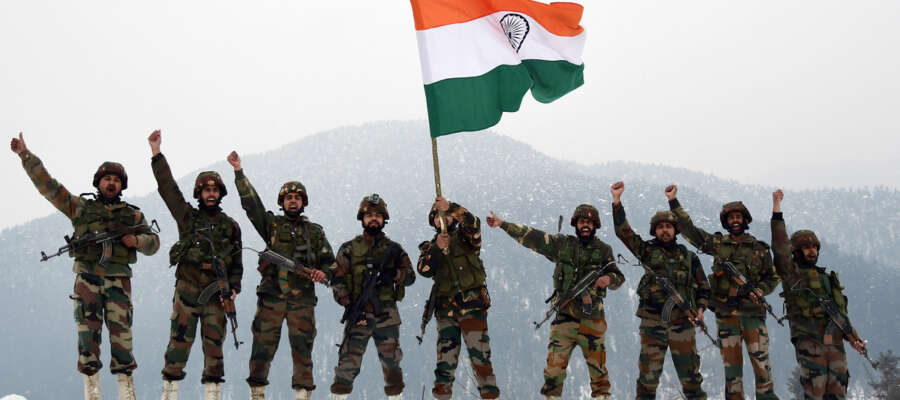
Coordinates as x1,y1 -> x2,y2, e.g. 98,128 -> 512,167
1,395 -> 28,400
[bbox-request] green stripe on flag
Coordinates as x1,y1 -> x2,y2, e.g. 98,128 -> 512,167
424,60 -> 584,137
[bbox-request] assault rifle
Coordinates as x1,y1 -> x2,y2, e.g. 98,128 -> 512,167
721,261 -> 785,326
245,248 -> 331,287
341,243 -> 401,327
194,226 -> 243,349
628,257 -> 720,348
416,286 -> 436,345
533,256 -> 623,330
795,288 -> 879,369
41,220 -> 160,266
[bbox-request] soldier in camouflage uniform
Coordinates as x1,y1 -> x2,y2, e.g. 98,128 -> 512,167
610,182 -> 710,400
149,131 -> 243,400
328,194 -> 415,400
486,204 -> 625,400
417,196 -> 500,400
11,132 -> 160,400
770,189 -> 868,400
227,151 -> 334,400
666,185 -> 781,400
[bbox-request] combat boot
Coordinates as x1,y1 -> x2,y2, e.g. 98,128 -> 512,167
543,396 -> 559,400
83,373 -> 102,400
161,379 -> 178,400
295,388 -> 311,400
592,395 -> 611,400
330,394 -> 348,400
116,374 -> 137,400
204,382 -> 222,400
250,385 -> 266,400
387,394 -> 403,400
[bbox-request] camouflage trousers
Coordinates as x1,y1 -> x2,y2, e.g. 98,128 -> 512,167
636,317 -> 706,400
541,313 -> 609,398
330,307 -> 404,396
432,308 -> 500,400
161,280 -> 227,383
71,273 -> 136,376
794,336 -> 849,400
247,293 -> 317,390
716,315 -> 778,400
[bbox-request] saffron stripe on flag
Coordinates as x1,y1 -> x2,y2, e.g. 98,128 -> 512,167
411,0 -> 584,37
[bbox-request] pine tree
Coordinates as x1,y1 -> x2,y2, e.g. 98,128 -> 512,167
869,350 -> 900,400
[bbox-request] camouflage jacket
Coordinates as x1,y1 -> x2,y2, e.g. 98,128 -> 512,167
417,202 -> 491,315
234,169 -> 334,301
19,150 -> 159,277
330,232 -> 415,325
613,202 -> 710,322
151,153 -> 242,293
670,199 -> 780,317
771,213 -> 852,343
499,221 -> 624,319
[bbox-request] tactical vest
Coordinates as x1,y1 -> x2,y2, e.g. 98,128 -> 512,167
638,244 -> 695,308
345,235 -> 404,303
168,210 -> 238,269
782,266 -> 847,319
70,199 -> 139,266
553,236 -> 612,299
432,232 -> 486,298
708,237 -> 768,296
264,216 -> 323,292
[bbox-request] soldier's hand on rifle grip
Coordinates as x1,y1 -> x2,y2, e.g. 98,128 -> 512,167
10,132 -> 26,154
121,234 -> 138,248
593,275 -> 611,289
148,130 -> 162,156
227,151 -> 241,171
850,338 -> 867,354
748,288 -> 763,304
308,269 -> 326,283
665,184 -> 677,201
436,232 -> 450,250
485,211 -> 503,228
690,308 -> 705,327
220,290 -> 237,306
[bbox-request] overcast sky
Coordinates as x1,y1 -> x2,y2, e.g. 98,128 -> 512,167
1,1 -> 898,231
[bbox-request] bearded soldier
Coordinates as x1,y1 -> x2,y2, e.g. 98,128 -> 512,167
149,131 -> 243,400
666,185 -> 780,400
227,151 -> 334,400
770,189 -> 868,400
610,182 -> 710,400
328,194 -> 415,400
417,196 -> 500,400
10,132 -> 160,400
486,204 -> 624,400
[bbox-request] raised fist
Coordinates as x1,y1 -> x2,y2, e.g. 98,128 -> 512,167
610,181 -> 625,201
10,132 -> 26,155
148,130 -> 162,155
665,184 -> 678,201
227,151 -> 242,170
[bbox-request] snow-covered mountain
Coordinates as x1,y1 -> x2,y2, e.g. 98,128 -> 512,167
1,120 -> 895,399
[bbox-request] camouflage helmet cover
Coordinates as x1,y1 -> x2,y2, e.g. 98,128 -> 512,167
719,201 -> 752,230
277,181 -> 308,207
357,193 -> 389,220
649,210 -> 679,236
193,171 -> 227,199
790,229 -> 820,251
570,204 -> 601,228
92,161 -> 128,190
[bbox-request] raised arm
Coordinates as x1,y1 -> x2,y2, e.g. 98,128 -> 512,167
611,181 -> 647,258
497,218 -> 564,262
770,189 -> 796,283
11,132 -> 83,220
666,185 -> 717,255
229,152 -> 273,240
148,130 -> 193,228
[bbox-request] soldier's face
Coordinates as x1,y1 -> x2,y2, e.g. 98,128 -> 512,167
654,221 -> 675,243
98,175 -> 122,198
282,192 -> 304,212
800,244 -> 819,263
726,212 -> 744,231
575,218 -> 595,238
201,186 -> 220,206
362,211 -> 384,229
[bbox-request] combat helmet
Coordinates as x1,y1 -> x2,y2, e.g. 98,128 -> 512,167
193,171 -> 227,199
570,204 -> 601,228
357,193 -> 389,221
790,229 -> 820,251
277,181 -> 308,207
649,210 -> 679,236
719,201 -> 752,230
92,161 -> 128,190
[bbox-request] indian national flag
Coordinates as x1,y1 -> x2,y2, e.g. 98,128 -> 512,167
411,0 -> 586,137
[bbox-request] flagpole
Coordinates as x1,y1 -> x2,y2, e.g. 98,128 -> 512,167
431,137 -> 442,197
